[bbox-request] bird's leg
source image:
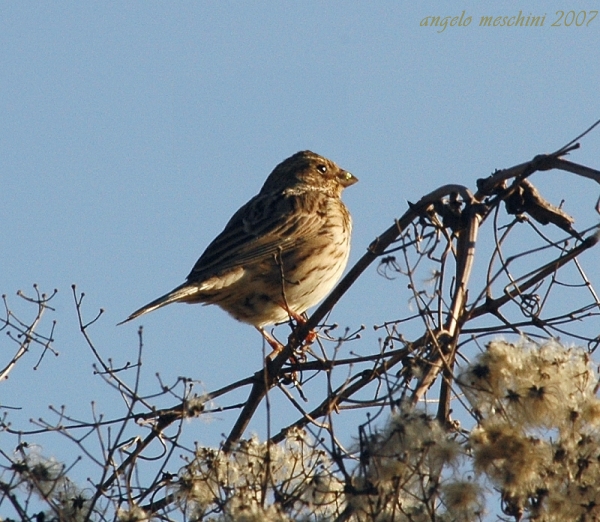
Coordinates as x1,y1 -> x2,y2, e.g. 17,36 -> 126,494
256,323 -> 305,379
282,308 -> 317,345
258,326 -> 306,389
256,326 -> 284,358
273,253 -> 317,346
257,327 -> 301,388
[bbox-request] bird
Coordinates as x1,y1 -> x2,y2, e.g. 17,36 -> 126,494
119,150 -> 358,350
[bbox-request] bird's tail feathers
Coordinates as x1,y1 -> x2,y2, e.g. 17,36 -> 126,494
117,284 -> 199,325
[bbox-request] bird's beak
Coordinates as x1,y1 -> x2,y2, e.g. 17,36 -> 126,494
340,171 -> 359,187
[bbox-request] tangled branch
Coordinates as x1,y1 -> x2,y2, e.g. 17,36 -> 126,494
2,124 -> 600,521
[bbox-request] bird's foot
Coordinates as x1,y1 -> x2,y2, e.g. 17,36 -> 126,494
283,309 -> 317,345
257,327 -> 285,359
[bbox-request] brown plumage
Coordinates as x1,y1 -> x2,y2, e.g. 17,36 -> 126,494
119,150 -> 357,343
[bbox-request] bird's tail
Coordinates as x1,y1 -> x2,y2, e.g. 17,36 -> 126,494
117,284 -> 199,325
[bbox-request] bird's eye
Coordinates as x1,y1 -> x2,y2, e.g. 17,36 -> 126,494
317,164 -> 327,174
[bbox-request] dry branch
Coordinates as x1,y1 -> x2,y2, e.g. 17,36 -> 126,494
2,125 -> 600,520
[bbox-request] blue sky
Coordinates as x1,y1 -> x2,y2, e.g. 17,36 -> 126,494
2,1 -> 600,503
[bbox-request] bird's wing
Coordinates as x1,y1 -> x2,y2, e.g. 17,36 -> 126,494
186,191 -> 324,282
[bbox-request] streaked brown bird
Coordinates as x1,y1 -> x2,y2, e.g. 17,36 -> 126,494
119,150 -> 357,348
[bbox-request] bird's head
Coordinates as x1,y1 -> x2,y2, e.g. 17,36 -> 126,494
261,150 -> 358,197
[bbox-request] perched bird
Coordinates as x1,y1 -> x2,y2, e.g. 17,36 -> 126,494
119,150 -> 357,348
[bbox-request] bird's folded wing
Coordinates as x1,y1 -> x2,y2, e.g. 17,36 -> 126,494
186,192 -> 322,282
